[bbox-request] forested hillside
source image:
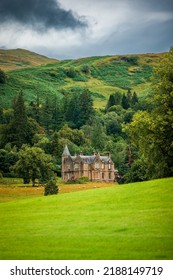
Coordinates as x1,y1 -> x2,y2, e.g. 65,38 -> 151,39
0,49 -> 172,185
0,50 -> 164,108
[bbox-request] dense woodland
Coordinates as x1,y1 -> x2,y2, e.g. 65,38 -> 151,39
0,49 -> 172,185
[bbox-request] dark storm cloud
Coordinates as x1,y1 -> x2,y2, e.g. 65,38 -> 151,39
0,0 -> 87,30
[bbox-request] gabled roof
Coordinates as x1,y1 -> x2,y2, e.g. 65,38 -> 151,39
62,146 -> 113,164
62,145 -> 71,156
80,155 -> 96,164
100,155 -> 113,164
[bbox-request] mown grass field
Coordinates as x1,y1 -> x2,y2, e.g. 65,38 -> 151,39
0,177 -> 172,260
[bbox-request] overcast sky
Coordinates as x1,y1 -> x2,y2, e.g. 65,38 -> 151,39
0,0 -> 173,59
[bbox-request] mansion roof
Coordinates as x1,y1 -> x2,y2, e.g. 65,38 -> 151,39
62,145 -> 113,164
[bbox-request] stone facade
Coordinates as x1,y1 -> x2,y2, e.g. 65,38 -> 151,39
62,145 -> 115,182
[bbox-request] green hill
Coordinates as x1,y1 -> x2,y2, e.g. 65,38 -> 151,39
0,49 -> 165,108
0,177 -> 172,260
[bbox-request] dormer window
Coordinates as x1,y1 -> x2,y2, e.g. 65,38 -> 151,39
108,163 -> 111,170
102,163 -> 105,169
95,162 -> 100,169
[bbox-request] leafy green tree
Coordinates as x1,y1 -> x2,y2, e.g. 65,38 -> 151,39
57,124 -> 85,146
0,148 -> 18,176
91,122 -> 107,150
124,109 -> 135,124
126,49 -> 173,179
13,146 -> 54,186
106,119 -> 121,136
124,159 -> 148,183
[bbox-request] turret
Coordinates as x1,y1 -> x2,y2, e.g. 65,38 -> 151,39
62,145 -> 71,181
62,145 -> 71,157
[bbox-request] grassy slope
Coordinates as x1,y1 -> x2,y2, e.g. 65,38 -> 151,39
0,177 -> 172,260
0,50 -> 165,108
0,48 -> 57,71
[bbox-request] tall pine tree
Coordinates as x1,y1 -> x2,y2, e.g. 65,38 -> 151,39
77,88 -> 94,128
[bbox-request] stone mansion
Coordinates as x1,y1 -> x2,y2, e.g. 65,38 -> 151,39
62,145 -> 115,182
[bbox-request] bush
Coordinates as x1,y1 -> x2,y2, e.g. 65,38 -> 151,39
77,176 -> 89,184
44,178 -> 59,196
65,176 -> 89,184
0,69 -> 6,84
81,64 -> 90,74
65,67 -> 76,78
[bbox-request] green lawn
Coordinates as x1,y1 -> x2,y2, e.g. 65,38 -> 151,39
0,178 -> 173,260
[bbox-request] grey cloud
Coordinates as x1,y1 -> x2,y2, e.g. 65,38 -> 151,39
104,0 -> 173,11
100,19 -> 173,55
0,0 -> 87,30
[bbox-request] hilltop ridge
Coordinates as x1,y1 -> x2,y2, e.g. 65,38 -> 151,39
0,48 -> 58,71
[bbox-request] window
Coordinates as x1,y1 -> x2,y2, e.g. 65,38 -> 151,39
109,172 -> 111,180
95,162 -> 100,169
108,163 -> 111,170
102,163 -> 105,169
102,173 -> 104,179
67,165 -> 70,171
74,163 -> 79,170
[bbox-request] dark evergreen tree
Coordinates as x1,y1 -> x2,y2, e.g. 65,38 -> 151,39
10,91 -> 28,147
106,94 -> 116,110
131,92 -> 138,106
113,92 -> 123,106
127,89 -> 132,107
0,107 -> 4,124
77,88 -> 94,128
1,92 -> 40,148
41,97 -> 53,133
121,93 -> 129,109
65,93 -> 80,127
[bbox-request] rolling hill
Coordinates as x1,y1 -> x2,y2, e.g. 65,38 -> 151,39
0,49 -> 165,108
0,48 -> 57,71
0,177 -> 172,260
